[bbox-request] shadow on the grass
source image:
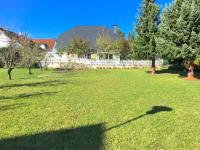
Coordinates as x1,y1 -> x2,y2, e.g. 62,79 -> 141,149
0,124 -> 105,150
0,103 -> 29,111
105,106 -> 173,131
0,80 -> 68,89
0,106 -> 173,149
0,91 -> 61,111
0,91 -> 61,101
146,69 -> 187,78
146,65 -> 200,79
156,69 -> 186,76
156,69 -> 200,79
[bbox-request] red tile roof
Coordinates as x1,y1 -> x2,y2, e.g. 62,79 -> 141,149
32,39 -> 56,49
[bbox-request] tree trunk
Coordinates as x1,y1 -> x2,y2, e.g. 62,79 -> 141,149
8,68 -> 13,80
28,67 -> 32,75
28,59 -> 32,75
40,65 -> 43,71
151,57 -> 156,75
38,61 -> 43,71
188,64 -> 194,79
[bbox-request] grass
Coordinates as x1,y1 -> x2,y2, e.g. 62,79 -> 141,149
0,68 -> 200,150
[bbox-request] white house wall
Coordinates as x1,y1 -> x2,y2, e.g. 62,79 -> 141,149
0,31 -> 9,48
51,41 -> 57,54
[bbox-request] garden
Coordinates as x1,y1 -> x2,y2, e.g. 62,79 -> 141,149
0,68 -> 200,149
0,0 -> 200,149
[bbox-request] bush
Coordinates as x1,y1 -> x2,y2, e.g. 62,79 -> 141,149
32,62 -> 41,68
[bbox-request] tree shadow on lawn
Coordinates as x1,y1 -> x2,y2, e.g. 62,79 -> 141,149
105,106 -> 173,131
0,106 -> 172,149
0,91 -> 61,111
0,80 -> 70,89
0,91 -> 61,101
0,124 -> 105,150
146,66 -> 200,79
0,103 -> 29,112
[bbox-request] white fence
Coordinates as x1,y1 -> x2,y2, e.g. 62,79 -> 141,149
42,57 -> 167,69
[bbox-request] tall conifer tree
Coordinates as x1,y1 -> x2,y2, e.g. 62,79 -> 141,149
157,0 -> 200,79
135,0 -> 160,74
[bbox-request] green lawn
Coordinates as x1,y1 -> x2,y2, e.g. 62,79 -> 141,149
0,68 -> 200,150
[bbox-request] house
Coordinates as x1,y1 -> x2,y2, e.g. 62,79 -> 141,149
32,38 -> 62,60
0,29 -> 58,64
0,28 -> 50,50
0,29 -> 10,48
57,25 -> 120,60
32,39 -> 57,53
0,28 -> 23,48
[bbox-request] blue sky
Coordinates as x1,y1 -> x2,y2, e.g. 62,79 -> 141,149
0,0 -> 172,39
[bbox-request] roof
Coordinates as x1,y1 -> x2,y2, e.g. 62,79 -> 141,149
0,28 -> 48,52
57,26 -> 119,49
0,28 -> 33,48
32,39 -> 56,49
0,28 -> 23,41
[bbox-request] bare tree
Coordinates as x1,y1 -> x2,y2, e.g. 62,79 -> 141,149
20,34 -> 46,74
0,31 -> 47,79
0,37 -> 21,80
96,33 -> 122,60
58,37 -> 89,57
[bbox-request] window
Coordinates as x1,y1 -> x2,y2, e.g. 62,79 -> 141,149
40,44 -> 47,49
105,54 -> 113,60
85,54 -> 91,59
109,54 -> 113,59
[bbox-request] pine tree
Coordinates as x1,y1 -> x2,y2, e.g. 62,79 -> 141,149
135,0 -> 160,74
157,0 -> 200,79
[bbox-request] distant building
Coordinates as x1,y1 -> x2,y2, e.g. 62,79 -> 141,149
32,39 -> 57,53
0,29 -> 10,48
0,25 -> 121,65
32,38 -> 62,63
57,25 -> 120,60
0,28 -> 22,48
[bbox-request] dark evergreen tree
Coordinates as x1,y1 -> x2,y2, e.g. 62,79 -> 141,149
135,0 -> 160,74
157,0 -> 200,79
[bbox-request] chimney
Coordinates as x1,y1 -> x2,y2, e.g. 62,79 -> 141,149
113,25 -> 118,34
